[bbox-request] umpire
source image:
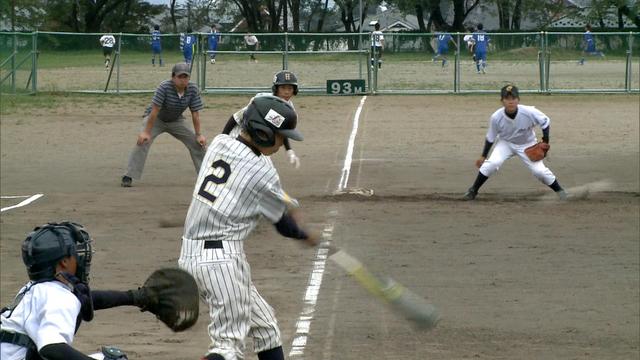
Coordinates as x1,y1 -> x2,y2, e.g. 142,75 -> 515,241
121,63 -> 206,187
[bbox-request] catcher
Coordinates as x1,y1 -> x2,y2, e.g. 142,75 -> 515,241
0,222 -> 199,360
462,84 -> 568,200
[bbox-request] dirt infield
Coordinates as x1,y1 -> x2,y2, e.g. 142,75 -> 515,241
1,93 -> 638,359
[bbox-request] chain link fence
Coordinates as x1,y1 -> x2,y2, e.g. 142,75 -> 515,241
1,31 -> 638,95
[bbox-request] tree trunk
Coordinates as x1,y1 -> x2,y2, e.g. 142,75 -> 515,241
415,4 -> 426,32
618,5 -> 640,28
170,0 -> 178,33
496,0 -> 511,30
511,0 -> 522,30
288,0 -> 300,31
427,0 -> 446,31
315,0 -> 329,32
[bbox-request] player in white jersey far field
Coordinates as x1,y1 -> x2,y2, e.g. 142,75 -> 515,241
222,70 -> 302,168
179,95 -> 319,360
462,84 -> 568,200
99,32 -> 116,69
370,22 -> 384,69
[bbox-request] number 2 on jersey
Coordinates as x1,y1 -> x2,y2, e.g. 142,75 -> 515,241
198,159 -> 231,203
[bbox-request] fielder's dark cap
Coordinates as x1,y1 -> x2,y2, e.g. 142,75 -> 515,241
172,63 -> 191,76
501,84 -> 520,99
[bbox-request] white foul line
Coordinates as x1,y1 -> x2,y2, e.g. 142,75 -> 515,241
338,96 -> 367,191
289,96 -> 367,358
1,194 -> 44,213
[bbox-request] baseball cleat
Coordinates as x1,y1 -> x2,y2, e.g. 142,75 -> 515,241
121,176 -> 132,187
462,188 -> 477,201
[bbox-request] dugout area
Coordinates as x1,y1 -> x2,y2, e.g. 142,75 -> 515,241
0,94 -> 638,359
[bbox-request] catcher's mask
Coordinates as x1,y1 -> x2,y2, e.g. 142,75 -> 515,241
272,70 -> 298,95
22,222 -> 93,284
242,95 -> 303,148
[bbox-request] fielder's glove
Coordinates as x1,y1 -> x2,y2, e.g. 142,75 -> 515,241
524,142 -> 550,162
287,149 -> 301,169
130,268 -> 199,332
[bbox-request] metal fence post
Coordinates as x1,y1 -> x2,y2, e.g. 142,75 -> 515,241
116,33 -> 122,94
11,32 -> 16,92
283,32 -> 288,70
538,31 -> 545,93
454,33 -> 460,93
31,31 -> 37,93
625,32 -> 632,93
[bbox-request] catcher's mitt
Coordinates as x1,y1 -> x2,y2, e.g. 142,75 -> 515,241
132,268 -> 199,332
524,142 -> 550,162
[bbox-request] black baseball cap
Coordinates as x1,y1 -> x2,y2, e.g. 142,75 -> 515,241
501,84 -> 520,99
172,63 -> 191,77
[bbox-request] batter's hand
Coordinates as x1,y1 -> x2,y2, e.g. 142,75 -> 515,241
196,134 -> 206,147
475,156 -> 486,168
137,131 -> 152,145
287,149 -> 300,169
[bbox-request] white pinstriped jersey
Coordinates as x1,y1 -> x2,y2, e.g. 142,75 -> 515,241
486,104 -> 550,145
182,134 -> 288,246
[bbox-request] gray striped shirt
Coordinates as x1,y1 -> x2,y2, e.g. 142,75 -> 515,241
183,134 -> 287,245
143,79 -> 204,122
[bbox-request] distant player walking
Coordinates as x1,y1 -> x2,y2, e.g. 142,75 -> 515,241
151,24 -> 163,67
208,24 -> 221,64
370,22 -> 385,69
578,24 -> 605,65
472,23 -> 490,74
183,28 -> 197,65
99,32 -> 116,69
244,33 -> 259,62
121,63 -> 206,187
432,31 -> 457,68
179,95 -> 318,360
462,85 -> 568,201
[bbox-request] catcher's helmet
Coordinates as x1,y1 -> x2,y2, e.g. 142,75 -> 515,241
242,95 -> 303,147
22,222 -> 93,283
272,70 -> 298,95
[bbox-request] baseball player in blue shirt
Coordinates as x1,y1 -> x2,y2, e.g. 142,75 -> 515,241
472,23 -> 490,74
151,24 -> 163,67
432,32 -> 457,68
578,24 -> 605,65
208,24 -> 221,64
183,28 -> 197,65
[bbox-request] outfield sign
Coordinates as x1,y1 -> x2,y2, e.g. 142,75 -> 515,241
327,79 -> 366,95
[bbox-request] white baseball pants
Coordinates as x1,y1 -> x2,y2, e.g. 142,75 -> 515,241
479,139 -> 557,185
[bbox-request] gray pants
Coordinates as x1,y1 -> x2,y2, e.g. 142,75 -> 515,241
125,116 -> 205,179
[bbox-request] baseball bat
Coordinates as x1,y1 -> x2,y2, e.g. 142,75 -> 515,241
328,246 -> 440,330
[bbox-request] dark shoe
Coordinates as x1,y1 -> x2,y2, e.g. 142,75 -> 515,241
462,188 -> 477,201
121,176 -> 132,187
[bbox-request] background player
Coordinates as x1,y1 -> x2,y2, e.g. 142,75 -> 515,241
121,63 -> 206,187
151,24 -> 163,67
472,23 -> 490,74
432,31 -> 457,68
244,33 -> 259,62
221,70 -> 302,168
578,24 -> 605,65
370,22 -> 384,69
179,95 -> 319,360
182,28 -> 197,65
0,222 -> 172,360
208,24 -> 221,64
462,85 -> 568,201
99,31 -> 116,69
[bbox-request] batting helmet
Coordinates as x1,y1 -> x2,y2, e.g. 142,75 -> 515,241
272,70 -> 298,95
22,222 -> 93,284
242,95 -> 303,147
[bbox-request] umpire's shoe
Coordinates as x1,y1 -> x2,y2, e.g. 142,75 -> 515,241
121,176 -> 132,187
462,188 -> 477,201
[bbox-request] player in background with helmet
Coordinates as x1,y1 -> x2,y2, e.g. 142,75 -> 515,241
472,23 -> 490,74
208,24 -> 221,64
121,63 -> 206,187
99,31 -> 116,69
221,69 -> 302,168
370,22 -> 384,69
151,24 -> 163,67
0,222 -> 172,360
432,31 -> 457,68
179,95 -> 319,360
578,24 -> 605,65
462,85 -> 568,201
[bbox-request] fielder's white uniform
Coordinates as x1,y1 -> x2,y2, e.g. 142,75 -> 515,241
1,282 -> 80,360
179,134 -> 291,360
479,104 -> 556,185
99,35 -> 115,49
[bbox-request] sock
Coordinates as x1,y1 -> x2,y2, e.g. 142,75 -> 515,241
257,346 -> 284,360
202,354 -> 225,360
548,180 -> 563,192
471,172 -> 489,192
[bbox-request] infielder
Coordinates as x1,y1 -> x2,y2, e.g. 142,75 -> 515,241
179,95 -> 318,360
151,24 -> 163,67
0,222 -> 166,360
370,22 -> 384,69
99,32 -> 116,69
462,85 -> 568,201
472,23 -> 490,74
221,70 -> 302,168
121,63 -> 206,187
